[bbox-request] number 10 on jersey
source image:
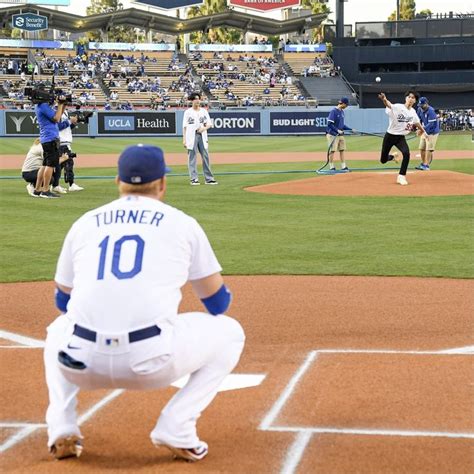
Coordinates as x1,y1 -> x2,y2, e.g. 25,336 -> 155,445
97,234 -> 145,280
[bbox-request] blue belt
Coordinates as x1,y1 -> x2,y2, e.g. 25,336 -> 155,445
73,324 -> 161,343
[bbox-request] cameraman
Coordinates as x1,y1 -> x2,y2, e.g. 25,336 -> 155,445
51,107 -> 84,193
33,92 -> 68,198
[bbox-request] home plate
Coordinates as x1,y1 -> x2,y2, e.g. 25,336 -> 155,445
171,374 -> 266,392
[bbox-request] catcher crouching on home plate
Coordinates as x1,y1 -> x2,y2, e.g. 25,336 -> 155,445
43,144 -> 245,462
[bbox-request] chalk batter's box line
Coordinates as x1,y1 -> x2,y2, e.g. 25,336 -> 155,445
259,348 -> 474,474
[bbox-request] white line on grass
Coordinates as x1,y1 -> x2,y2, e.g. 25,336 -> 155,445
260,351 -> 317,430
266,426 -> 474,439
0,329 -> 44,348
280,431 -> 313,474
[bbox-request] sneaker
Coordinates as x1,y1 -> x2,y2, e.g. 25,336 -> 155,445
205,179 -> 218,185
26,183 -> 35,196
190,179 -> 200,186
329,168 -> 336,172
49,435 -> 83,460
40,191 -> 60,198
392,152 -> 400,163
53,185 -> 67,194
156,441 -> 208,462
415,164 -> 425,170
396,175 -> 408,186
32,190 -> 42,198
341,167 -> 350,172
68,183 -> 84,192
422,164 -> 430,170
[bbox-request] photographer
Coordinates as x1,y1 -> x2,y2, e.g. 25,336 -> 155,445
52,107 -> 84,193
33,91 -> 68,198
22,138 -> 69,196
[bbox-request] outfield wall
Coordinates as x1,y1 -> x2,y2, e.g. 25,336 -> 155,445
0,108 -> 389,138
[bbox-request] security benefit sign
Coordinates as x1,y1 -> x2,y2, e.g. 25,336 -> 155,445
98,112 -> 176,135
12,13 -> 48,32
270,112 -> 328,134
208,112 -> 261,135
5,111 -> 89,136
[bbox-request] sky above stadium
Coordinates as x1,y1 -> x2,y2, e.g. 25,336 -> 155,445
30,0 -> 473,26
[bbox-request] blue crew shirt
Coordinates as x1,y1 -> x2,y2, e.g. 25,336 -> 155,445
326,107 -> 352,136
417,106 -> 440,135
35,103 -> 59,143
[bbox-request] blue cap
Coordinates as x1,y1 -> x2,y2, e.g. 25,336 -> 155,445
118,145 -> 170,184
339,97 -> 349,105
418,96 -> 428,105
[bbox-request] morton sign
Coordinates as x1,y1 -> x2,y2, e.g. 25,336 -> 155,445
228,0 -> 301,12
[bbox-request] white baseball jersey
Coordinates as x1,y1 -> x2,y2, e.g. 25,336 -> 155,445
183,107 -> 211,150
55,195 -> 222,333
59,110 -> 73,144
386,103 -> 420,135
22,143 -> 43,172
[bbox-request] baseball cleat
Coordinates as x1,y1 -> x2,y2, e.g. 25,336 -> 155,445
341,167 -> 351,172
156,441 -> 208,462
49,435 -> 83,460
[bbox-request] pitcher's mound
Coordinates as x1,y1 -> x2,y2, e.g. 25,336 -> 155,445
246,171 -> 474,197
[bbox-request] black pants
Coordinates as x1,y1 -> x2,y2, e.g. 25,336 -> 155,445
41,139 -> 60,167
380,132 -> 410,176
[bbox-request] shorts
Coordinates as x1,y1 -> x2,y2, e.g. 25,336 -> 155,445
419,134 -> 438,151
41,139 -> 60,167
22,170 -> 38,185
326,134 -> 346,152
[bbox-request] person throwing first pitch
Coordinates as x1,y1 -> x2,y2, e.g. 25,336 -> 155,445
44,144 -> 245,462
183,92 -> 218,186
378,90 -> 427,185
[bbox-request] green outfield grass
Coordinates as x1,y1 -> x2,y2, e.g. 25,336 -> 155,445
0,131 -> 472,155
1,158 -> 473,282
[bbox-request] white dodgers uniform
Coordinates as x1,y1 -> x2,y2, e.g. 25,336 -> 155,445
44,194 -> 245,450
182,107 -> 215,182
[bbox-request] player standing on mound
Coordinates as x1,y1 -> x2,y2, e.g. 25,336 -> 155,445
44,144 -> 245,462
378,91 -> 428,185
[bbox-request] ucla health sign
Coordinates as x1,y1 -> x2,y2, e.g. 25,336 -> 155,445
270,112 -> 328,134
98,112 -> 176,135
12,13 -> 48,32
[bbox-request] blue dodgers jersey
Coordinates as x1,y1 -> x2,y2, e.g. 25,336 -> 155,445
35,103 -> 59,143
326,107 -> 347,135
417,106 -> 440,135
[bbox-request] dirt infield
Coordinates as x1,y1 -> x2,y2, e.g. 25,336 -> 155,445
0,150 -> 472,169
1,276 -> 473,473
246,170 -> 474,197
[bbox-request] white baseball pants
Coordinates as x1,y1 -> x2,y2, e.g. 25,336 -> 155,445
44,312 -> 245,449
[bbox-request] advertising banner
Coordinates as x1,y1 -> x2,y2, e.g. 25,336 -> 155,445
228,0 -> 300,12
5,111 -> 89,136
270,112 -> 328,134
285,44 -> 327,53
89,42 -> 174,52
208,112 -> 261,135
0,39 -> 73,49
98,112 -> 176,135
11,13 -> 48,32
189,44 -> 272,53
133,0 -> 204,8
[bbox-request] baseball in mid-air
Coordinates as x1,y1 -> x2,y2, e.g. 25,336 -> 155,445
375,76 -> 381,83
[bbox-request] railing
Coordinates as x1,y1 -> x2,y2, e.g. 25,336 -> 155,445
356,18 -> 474,39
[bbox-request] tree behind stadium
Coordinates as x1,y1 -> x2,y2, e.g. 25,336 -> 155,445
86,0 -> 136,42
